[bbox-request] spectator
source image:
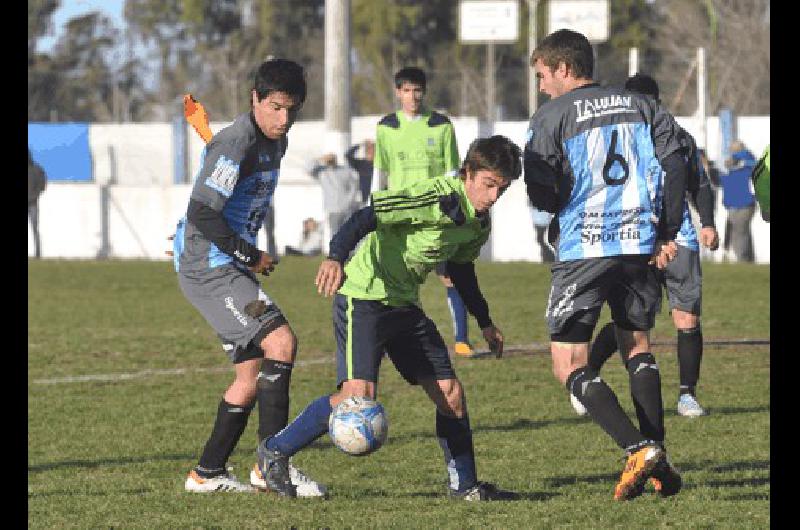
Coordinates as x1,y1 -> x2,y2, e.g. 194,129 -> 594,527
345,140 -> 375,206
28,149 -> 47,259
284,218 -> 323,256
310,153 -> 362,243
530,206 -> 555,263
721,140 -> 757,262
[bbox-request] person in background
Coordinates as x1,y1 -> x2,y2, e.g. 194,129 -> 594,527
721,140 -> 757,262
28,149 -> 47,259
310,152 -> 363,241
345,139 -> 375,207
284,218 -> 324,256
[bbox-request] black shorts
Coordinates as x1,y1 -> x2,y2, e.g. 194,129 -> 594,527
332,294 -> 456,387
545,255 -> 661,339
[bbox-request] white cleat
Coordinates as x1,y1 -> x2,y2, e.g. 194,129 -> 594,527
570,393 -> 588,417
677,394 -> 706,417
185,468 -> 254,493
250,462 -> 328,498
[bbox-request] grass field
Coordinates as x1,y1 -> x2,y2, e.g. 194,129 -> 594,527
28,258 -> 769,528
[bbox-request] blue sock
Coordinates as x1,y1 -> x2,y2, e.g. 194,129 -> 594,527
436,411 -> 477,493
446,287 -> 469,343
266,395 -> 332,456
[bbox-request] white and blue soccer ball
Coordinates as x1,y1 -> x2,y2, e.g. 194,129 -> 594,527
328,396 -> 388,456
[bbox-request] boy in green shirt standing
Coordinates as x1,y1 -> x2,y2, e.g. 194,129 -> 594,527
256,136 -> 522,500
372,67 -> 476,357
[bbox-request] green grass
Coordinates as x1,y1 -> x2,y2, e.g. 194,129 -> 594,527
28,258 -> 769,528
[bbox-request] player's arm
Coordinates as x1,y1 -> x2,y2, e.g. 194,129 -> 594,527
442,123 -> 460,178
371,127 -> 390,192
523,121 -> 561,214
446,260 -> 503,356
651,104 -> 688,242
315,205 -> 377,296
187,141 -> 273,274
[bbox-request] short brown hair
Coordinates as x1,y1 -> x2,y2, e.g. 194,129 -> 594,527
460,135 -> 522,182
530,29 -> 593,79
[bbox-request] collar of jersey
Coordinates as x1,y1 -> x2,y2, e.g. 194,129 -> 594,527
450,177 -> 479,223
397,109 -> 429,123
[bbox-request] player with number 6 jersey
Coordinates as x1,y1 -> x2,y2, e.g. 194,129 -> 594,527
524,29 -> 688,501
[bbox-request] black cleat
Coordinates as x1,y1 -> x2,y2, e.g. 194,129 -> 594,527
256,441 -> 297,498
450,481 -> 520,501
649,453 -> 682,497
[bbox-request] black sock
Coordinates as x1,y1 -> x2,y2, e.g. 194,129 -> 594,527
257,359 -> 293,443
587,322 -> 619,372
436,412 -> 477,493
677,326 -> 703,396
197,399 -> 254,477
567,367 -> 647,451
627,353 -> 665,444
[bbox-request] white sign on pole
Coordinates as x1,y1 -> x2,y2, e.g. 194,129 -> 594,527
459,1 -> 519,43
547,0 -> 609,43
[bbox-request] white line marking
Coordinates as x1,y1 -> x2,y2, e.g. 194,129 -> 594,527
32,357 -> 333,385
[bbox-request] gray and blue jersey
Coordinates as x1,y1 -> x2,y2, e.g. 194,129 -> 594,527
524,83 -> 682,261
173,112 -> 286,273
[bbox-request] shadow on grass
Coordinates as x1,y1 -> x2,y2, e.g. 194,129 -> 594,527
28,453 -> 195,473
546,458 -> 770,491
664,404 -> 769,418
28,488 -> 152,498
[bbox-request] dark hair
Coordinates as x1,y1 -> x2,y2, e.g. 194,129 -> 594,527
461,135 -> 522,181
530,29 -> 593,79
253,59 -> 307,103
625,73 -> 660,102
394,67 -> 426,90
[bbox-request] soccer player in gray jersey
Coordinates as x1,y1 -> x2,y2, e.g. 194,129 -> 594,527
174,59 -> 324,496
524,29 -> 688,501
582,74 -> 720,419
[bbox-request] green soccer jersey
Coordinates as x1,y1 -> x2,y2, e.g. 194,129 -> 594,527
374,110 -> 460,191
752,144 -> 770,221
338,176 -> 489,306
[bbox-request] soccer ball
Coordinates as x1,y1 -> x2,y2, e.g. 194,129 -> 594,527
328,396 -> 388,456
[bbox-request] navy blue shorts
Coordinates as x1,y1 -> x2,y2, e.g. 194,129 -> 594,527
332,294 -> 456,387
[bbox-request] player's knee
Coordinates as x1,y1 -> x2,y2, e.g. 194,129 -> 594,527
260,324 -> 297,363
672,310 -> 699,330
228,378 -> 258,404
336,380 -> 374,403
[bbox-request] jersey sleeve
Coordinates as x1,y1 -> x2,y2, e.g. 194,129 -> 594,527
442,123 -> 460,177
650,101 -> 682,162
190,136 -> 247,211
374,124 -> 390,173
523,114 -> 562,212
371,180 -> 450,226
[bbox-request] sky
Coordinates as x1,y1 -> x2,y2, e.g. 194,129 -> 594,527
37,0 -> 127,54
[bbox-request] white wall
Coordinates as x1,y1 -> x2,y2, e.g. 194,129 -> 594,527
29,116 -> 769,263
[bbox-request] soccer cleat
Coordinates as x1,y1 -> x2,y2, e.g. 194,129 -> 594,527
649,454 -> 682,497
256,442 -> 297,498
454,342 -> 476,357
570,393 -> 588,417
677,394 -> 706,417
250,462 -> 327,498
184,468 -> 254,493
449,481 -> 520,501
614,445 -> 664,501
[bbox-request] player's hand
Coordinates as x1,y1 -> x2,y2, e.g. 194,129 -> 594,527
649,240 -> 677,269
316,259 -> 344,297
700,226 -> 719,251
481,325 -> 504,358
248,251 -> 277,276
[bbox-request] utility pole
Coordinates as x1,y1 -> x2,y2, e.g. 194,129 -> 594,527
486,42 -> 495,124
628,47 -> 639,77
528,0 -> 539,117
697,47 -> 707,149
324,0 -> 351,160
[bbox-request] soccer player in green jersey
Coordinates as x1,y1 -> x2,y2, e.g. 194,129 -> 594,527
256,136 -> 522,500
373,66 -> 476,357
